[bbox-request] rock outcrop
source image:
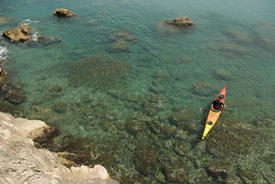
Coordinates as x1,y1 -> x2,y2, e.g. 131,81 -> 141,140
168,16 -> 193,27
2,24 -> 61,46
156,17 -> 194,34
0,112 -> 118,184
3,24 -> 31,42
53,8 -> 75,17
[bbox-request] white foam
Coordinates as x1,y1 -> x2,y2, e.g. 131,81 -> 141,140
32,32 -> 39,41
0,46 -> 8,61
24,18 -> 40,25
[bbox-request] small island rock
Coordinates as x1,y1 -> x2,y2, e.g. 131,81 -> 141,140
169,16 -> 193,27
53,8 -> 75,17
3,24 -> 31,42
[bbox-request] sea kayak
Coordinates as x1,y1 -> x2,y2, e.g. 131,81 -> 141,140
202,85 -> 226,140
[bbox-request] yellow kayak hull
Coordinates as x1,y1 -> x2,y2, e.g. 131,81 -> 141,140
202,109 -> 221,140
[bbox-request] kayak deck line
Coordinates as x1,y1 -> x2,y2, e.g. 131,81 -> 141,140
202,85 -> 227,140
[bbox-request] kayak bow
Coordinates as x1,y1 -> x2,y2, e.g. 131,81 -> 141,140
202,85 -> 226,140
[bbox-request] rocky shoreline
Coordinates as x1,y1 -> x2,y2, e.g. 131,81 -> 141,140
0,111 -> 118,184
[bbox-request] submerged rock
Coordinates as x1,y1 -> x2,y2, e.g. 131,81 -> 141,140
156,20 -> 179,34
49,84 -> 64,97
237,169 -> 267,184
69,57 -> 130,90
223,29 -> 253,44
206,160 -> 229,181
0,66 -> 8,92
126,118 -> 148,135
171,109 -> 198,134
161,158 -> 189,183
108,30 -> 135,42
253,22 -> 275,40
192,81 -> 217,96
52,101 -> 67,113
0,16 -> 9,25
218,43 -> 250,55
57,152 -> 94,168
168,16 -> 193,27
205,118 -> 260,158
147,120 -> 176,138
261,152 -> 275,166
203,40 -> 251,57
80,94 -> 92,103
93,103 -> 108,118
125,112 -> 149,135
28,125 -> 60,149
58,153 -> 78,168
41,133 -> 92,155
28,106 -> 52,122
3,23 -> 31,42
53,8 -> 75,17
108,30 -> 135,53
31,97 -> 44,105
5,88 -> 26,104
213,69 -> 235,81
251,22 -> 275,51
259,37 -> 275,50
109,40 -> 129,52
171,109 -> 193,126
173,140 -> 191,156
134,145 -> 157,176
142,94 -> 163,116
0,101 -> 26,118
150,77 -> 165,94
29,123 -> 117,169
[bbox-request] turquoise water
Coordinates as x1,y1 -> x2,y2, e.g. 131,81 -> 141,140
1,0 -> 275,183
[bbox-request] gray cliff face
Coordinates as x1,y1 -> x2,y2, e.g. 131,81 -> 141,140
0,112 -> 119,184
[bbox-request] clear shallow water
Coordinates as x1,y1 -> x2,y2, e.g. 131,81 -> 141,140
1,0 -> 275,183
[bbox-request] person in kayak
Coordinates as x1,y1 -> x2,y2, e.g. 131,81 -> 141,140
212,95 -> 224,111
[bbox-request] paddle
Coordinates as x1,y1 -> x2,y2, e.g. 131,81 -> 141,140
200,107 -> 234,112
200,108 -> 209,111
